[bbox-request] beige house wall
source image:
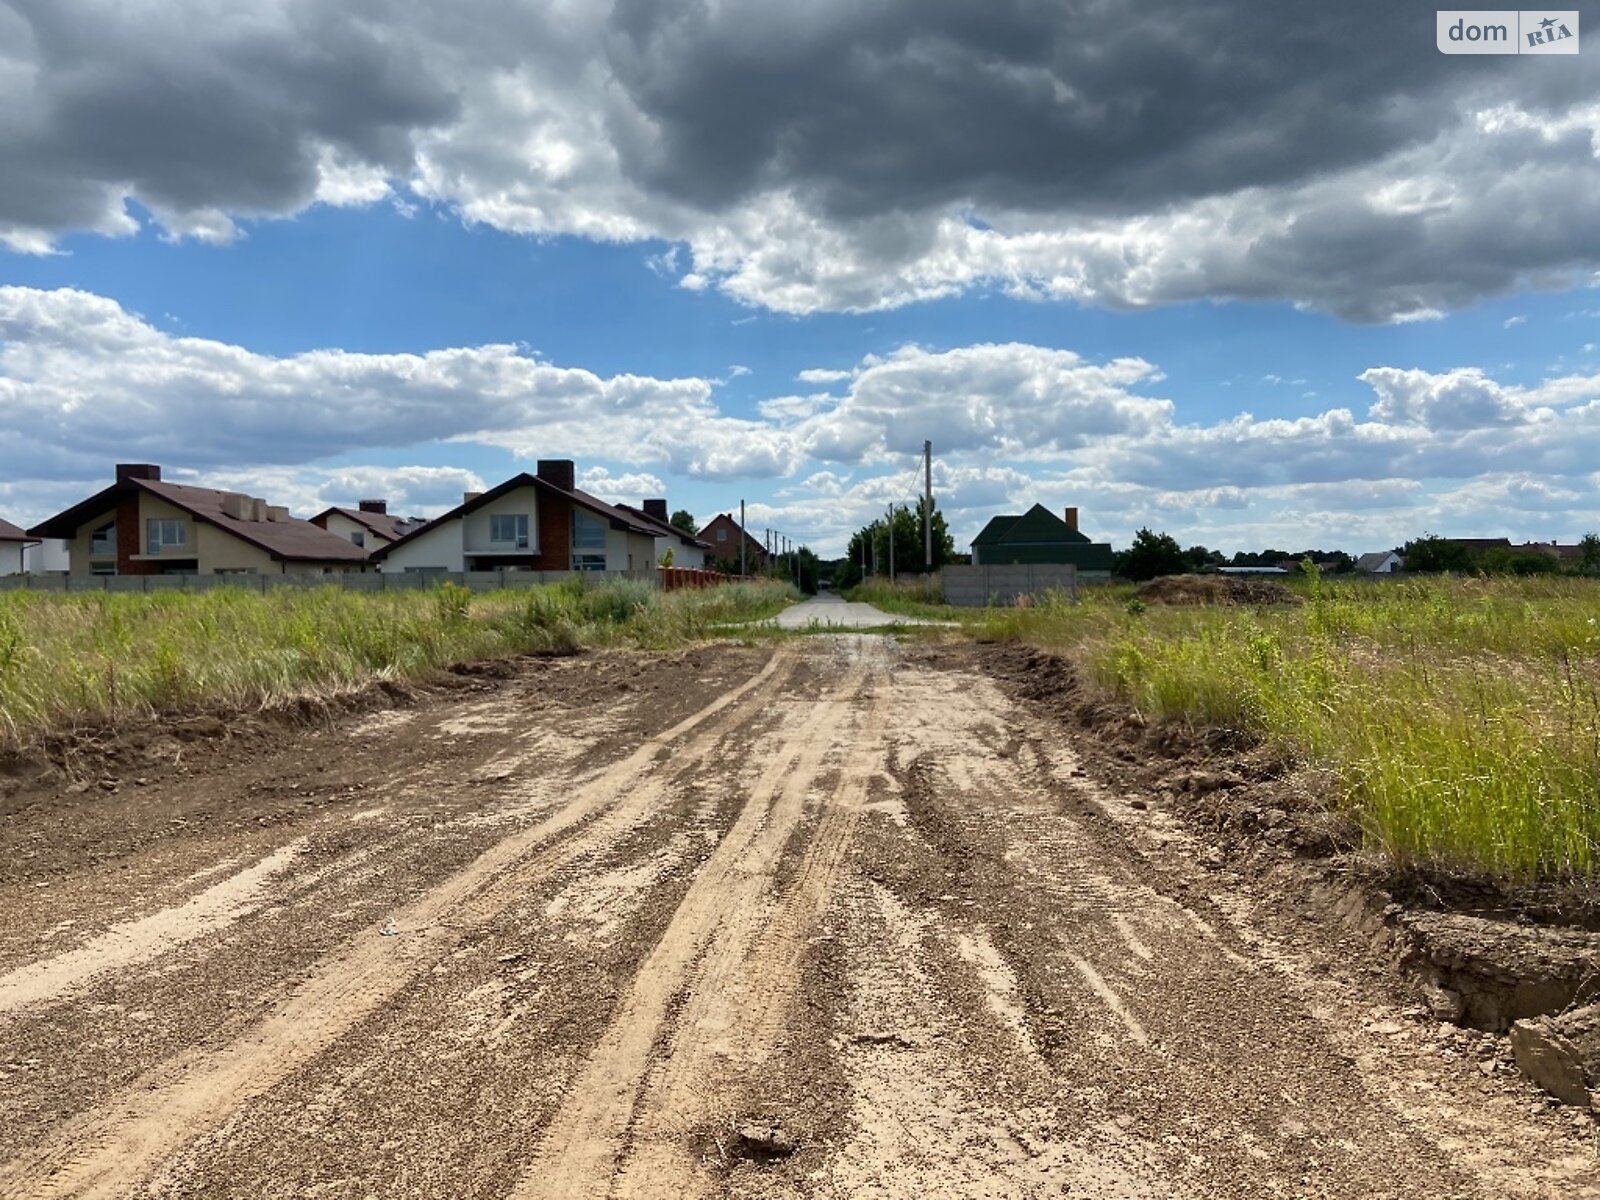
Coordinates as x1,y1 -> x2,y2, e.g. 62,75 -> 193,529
321,512 -> 390,551
193,523 -> 277,573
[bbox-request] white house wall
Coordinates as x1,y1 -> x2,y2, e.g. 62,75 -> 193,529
23,539 -> 69,573
605,527 -> 655,572
0,544 -> 23,575
380,522 -> 465,573
322,512 -> 382,549
655,536 -> 705,568
463,488 -> 540,555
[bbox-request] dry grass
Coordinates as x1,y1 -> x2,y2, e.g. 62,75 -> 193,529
0,578 -> 794,749
980,575 -> 1600,882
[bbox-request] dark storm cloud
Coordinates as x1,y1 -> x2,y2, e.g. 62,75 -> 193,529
602,0 -> 1511,217
0,0 -> 1597,319
0,1 -> 458,234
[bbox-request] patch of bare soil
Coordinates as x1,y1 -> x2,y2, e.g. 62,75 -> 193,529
1136,572 -> 1304,606
0,634 -> 1593,1197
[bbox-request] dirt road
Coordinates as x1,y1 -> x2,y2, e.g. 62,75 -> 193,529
0,637 -> 1592,1198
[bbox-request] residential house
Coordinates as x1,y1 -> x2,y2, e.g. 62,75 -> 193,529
371,460 -> 658,574
309,500 -> 428,557
23,539 -> 70,575
970,505 -> 1114,580
698,513 -> 767,570
1518,541 -> 1586,563
1355,551 -> 1402,575
0,518 -> 37,576
28,464 -> 371,577
613,499 -> 711,568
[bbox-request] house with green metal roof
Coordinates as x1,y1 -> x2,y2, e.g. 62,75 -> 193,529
970,504 -> 1114,578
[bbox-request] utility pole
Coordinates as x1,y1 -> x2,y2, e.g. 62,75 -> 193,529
887,503 -> 896,584
740,500 -> 747,576
924,438 -> 934,600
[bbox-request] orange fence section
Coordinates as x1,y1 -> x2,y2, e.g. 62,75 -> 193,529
658,567 -> 752,591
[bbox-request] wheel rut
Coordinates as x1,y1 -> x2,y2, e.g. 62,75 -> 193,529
0,648 -> 794,1200
512,643 -> 889,1200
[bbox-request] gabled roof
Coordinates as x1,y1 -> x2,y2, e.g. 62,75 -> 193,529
310,506 -> 428,543
1354,551 -> 1400,571
971,515 -> 1020,546
30,479 -> 369,563
613,503 -> 712,550
0,517 -> 38,545
370,473 -> 658,561
971,503 -> 1090,546
701,513 -> 767,553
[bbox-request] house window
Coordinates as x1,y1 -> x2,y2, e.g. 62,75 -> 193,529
146,518 -> 185,554
572,510 -> 606,551
350,531 -> 365,547
717,528 -> 728,542
490,514 -> 530,549
89,522 -> 115,555
573,554 -> 607,572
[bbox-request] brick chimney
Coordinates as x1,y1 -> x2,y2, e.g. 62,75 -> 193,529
536,459 -> 576,492
1064,506 -> 1079,532
116,464 -> 161,483
358,499 -> 388,515
643,499 -> 668,521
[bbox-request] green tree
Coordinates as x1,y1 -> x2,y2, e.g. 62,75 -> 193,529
1115,528 -> 1187,582
842,499 -> 956,581
1580,533 -> 1600,576
669,509 -> 698,536
1400,534 -> 1475,574
1182,544 -> 1225,573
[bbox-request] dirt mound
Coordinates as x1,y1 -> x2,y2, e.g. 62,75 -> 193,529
1135,573 -> 1303,607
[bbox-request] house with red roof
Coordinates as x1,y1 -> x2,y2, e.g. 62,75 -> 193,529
370,460 -> 658,574
29,465 -> 371,577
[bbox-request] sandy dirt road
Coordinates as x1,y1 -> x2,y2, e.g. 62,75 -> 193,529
0,636 -> 1593,1198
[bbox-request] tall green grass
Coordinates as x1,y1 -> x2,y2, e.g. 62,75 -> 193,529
983,577 -> 1600,882
0,578 -> 795,748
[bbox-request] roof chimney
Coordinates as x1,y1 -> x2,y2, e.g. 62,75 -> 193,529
116,463 -> 161,483
463,491 -> 484,505
643,499 -> 668,521
536,459 -> 576,492
358,499 -> 388,515
1064,506 -> 1079,532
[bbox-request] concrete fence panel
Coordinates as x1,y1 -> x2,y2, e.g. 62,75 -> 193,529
940,563 -> 1077,607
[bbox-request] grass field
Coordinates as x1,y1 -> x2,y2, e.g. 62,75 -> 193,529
0,578 -> 795,750
945,574 -> 1600,883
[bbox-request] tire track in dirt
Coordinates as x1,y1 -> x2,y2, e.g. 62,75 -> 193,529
611,647 -> 893,1197
510,645 -> 882,1200
0,840 -> 307,1013
0,649 -> 795,1200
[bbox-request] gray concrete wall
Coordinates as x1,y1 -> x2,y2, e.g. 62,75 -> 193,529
0,569 -> 663,595
941,563 -> 1078,607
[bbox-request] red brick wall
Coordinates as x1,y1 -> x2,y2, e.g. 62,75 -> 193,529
115,494 -> 160,575
533,491 -> 571,570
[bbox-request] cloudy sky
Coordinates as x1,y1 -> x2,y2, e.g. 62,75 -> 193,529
2,0 -> 1599,556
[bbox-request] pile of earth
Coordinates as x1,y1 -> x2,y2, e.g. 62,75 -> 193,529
1135,573 -> 1303,607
